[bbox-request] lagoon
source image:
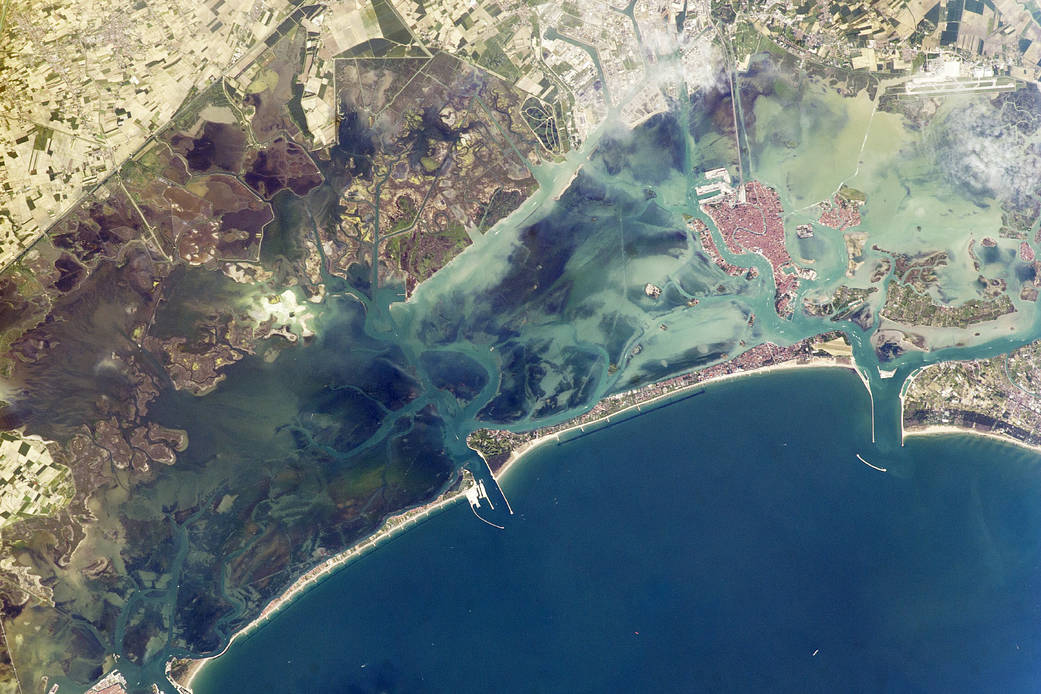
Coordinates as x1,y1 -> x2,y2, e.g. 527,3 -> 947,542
195,369 -> 1041,693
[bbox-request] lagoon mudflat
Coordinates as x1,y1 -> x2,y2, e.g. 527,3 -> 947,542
196,369 -> 1041,693
14,62 -> 1041,692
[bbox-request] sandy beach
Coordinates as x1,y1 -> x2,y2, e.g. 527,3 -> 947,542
178,355 -> 862,692
897,362 -> 1041,456
179,480 -> 471,692
493,357 -> 863,482
903,424 -> 1041,456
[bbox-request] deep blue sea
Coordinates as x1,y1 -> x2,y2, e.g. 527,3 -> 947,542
194,369 -> 1041,693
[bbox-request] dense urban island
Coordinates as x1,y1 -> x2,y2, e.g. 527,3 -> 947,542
4,0 -> 1041,690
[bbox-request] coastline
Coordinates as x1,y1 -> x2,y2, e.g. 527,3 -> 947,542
176,340 -> 861,692
899,362 -> 1041,456
178,477 -> 472,692
170,352 -> 1041,692
492,357 -> 862,482
903,423 -> 1041,456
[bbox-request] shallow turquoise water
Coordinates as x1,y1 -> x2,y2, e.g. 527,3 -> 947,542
55,95 -> 1041,693
18,50 -> 1041,693
195,369 -> 1041,693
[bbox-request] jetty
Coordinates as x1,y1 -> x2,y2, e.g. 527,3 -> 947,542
558,388 -> 707,446
466,478 -> 505,529
856,453 -> 887,473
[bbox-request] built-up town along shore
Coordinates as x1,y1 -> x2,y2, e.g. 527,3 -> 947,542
165,332 -> 856,693
901,341 -> 1041,455
468,331 -> 855,474
166,331 -> 1041,694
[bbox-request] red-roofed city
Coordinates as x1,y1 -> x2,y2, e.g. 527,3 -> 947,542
818,194 -> 862,231
701,181 -> 801,318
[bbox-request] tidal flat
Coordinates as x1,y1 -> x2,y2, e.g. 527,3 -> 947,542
195,369 -> 1041,694
8,55 -> 1041,693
